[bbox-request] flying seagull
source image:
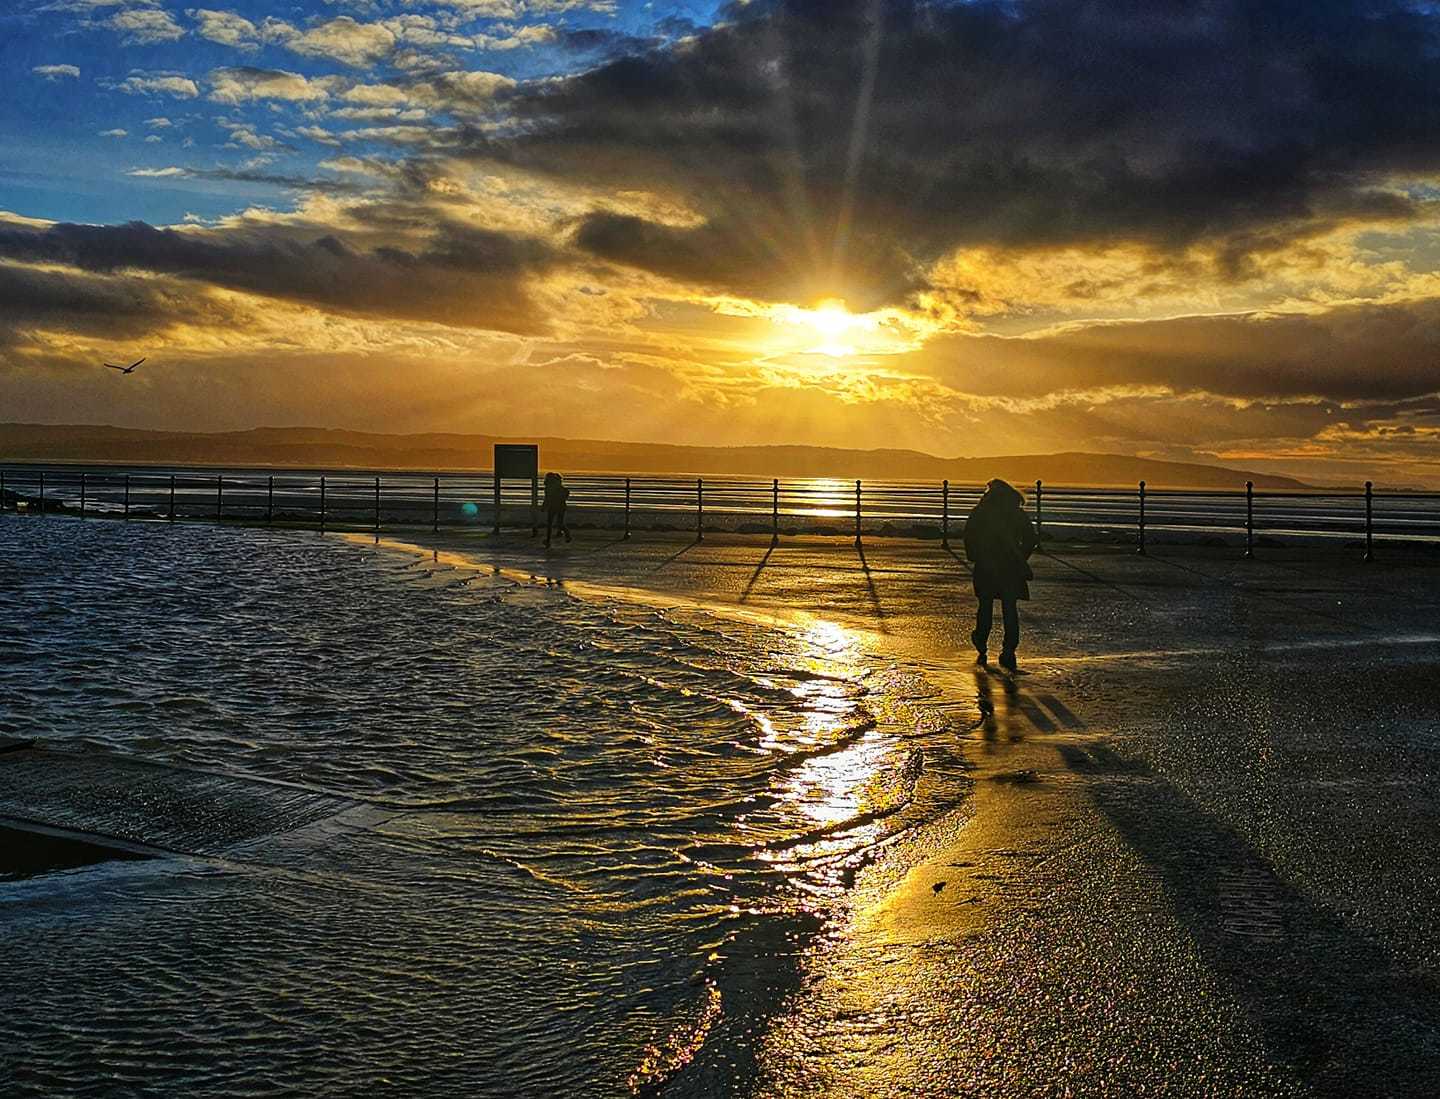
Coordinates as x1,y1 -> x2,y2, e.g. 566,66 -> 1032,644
104,358 -> 145,374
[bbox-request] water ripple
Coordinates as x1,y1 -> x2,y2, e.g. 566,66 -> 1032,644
0,518 -> 967,1096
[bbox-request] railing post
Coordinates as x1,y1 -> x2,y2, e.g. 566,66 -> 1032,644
1244,481 -> 1254,558
696,477 -> 704,542
320,475 -> 327,533
1364,480 -> 1374,563
374,475 -> 381,533
854,480 -> 862,546
492,470 -> 500,536
168,474 -> 175,522
624,477 -> 632,540
1034,479 -> 1043,550
433,476 -> 439,533
216,475 -> 223,522
123,474 -> 130,520
267,475 -> 274,524
39,470 -> 45,518
1136,480 -> 1147,556
79,472 -> 86,519
771,478 -> 779,547
941,479 -> 949,549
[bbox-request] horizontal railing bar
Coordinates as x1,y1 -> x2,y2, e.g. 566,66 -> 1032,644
5,465 -> 1438,560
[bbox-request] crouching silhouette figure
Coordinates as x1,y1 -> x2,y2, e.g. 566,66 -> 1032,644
963,479 -> 1038,671
543,472 -> 571,547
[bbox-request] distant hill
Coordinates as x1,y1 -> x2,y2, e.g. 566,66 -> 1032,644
0,423 -> 1311,489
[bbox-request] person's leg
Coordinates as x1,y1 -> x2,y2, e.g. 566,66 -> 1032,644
972,596 -> 993,660
1001,597 -> 1020,657
561,506 -> 571,541
545,510 -> 554,546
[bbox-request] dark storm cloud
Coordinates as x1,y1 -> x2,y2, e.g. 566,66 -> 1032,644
916,297 -> 1440,401
491,0 -> 1440,307
555,28 -> 666,59
0,262 -> 244,340
574,210 -> 925,306
0,219 -> 558,334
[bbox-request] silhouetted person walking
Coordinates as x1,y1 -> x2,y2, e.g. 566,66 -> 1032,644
543,472 -> 571,547
963,479 -> 1038,671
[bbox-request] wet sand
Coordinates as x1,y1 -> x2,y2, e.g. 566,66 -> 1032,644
376,528 -> 1440,1096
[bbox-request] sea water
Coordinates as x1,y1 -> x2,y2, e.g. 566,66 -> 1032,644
0,518 -> 968,1096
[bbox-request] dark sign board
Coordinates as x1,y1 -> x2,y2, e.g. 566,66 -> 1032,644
494,444 -> 539,480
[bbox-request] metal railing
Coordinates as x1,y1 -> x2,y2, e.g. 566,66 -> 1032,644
2,464 -> 1438,559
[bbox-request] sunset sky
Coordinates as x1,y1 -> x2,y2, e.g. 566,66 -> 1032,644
3,0 -> 1440,482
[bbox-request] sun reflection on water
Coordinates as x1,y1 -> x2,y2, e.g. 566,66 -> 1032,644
788,479 -> 857,520
787,734 -> 891,828
747,617 -> 918,892
799,619 -> 862,663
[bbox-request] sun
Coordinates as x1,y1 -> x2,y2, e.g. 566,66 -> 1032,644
745,298 -> 873,357
809,301 -> 855,339
801,299 -> 863,356
709,294 -> 934,363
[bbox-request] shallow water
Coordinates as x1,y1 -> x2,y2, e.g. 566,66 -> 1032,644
0,518 -> 969,1096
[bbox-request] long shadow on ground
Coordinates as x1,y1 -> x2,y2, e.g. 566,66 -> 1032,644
1057,741 -> 1440,1096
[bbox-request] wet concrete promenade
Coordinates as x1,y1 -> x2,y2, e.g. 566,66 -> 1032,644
7,516 -> 1440,1096
391,529 -> 1440,1096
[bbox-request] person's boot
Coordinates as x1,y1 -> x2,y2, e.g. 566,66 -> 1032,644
970,630 -> 987,666
999,649 -> 1017,672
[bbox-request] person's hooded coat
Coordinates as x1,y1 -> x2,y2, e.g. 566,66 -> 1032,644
542,472 -> 569,515
963,480 -> 1038,601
